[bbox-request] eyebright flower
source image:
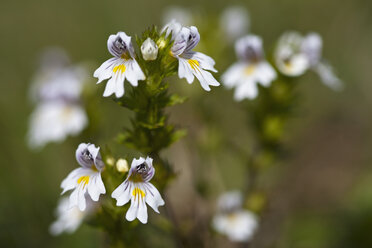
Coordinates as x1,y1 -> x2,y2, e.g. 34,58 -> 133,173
141,38 -> 158,61
275,31 -> 342,90
49,197 -> 95,236
28,102 -> 88,148
164,21 -> 220,91
61,143 -> 106,211
94,32 -> 145,98
212,191 -> 258,242
220,6 -> 250,42
111,157 -> 165,224
222,35 -> 277,100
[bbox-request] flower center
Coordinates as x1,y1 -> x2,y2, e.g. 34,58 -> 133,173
188,59 -> 200,72
132,187 -> 146,199
113,64 -> 126,74
244,65 -> 256,76
77,176 -> 90,187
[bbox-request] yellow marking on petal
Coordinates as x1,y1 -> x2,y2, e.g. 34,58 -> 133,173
188,59 -> 200,72
113,64 -> 126,74
227,213 -> 238,223
62,106 -> 73,120
132,187 -> 146,199
244,65 -> 256,76
77,176 -> 90,187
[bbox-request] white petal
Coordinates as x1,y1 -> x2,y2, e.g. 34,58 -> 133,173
103,70 -> 125,98
125,185 -> 148,223
77,184 -> 87,211
137,195 -> 148,224
255,62 -> 277,87
93,58 -> 117,84
87,173 -> 105,201
315,61 -> 343,91
234,80 -> 258,101
112,181 -> 132,206
189,52 -> 217,72
193,68 -> 220,91
178,58 -> 194,84
69,187 -> 79,209
61,168 -> 86,194
126,195 -> 139,222
222,62 -> 246,88
125,59 -> 145,87
144,183 -> 165,213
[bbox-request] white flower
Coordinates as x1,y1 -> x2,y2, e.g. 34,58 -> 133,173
162,6 -> 192,26
275,31 -> 342,90
61,143 -> 106,211
275,31 -> 309,77
141,38 -> 158,61
28,102 -> 87,148
28,49 -> 89,149
111,157 -> 165,224
49,197 -> 95,235
222,35 -> 277,100
94,32 -> 145,98
31,65 -> 87,103
212,191 -> 258,242
164,21 -> 220,91
220,6 -> 250,42
213,210 -> 258,242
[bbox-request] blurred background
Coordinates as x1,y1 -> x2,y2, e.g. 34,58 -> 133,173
1,0 -> 372,247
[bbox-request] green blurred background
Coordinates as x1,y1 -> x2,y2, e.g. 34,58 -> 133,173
1,0 -> 372,247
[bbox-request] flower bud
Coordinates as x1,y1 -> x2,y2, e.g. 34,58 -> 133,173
105,156 -> 115,166
141,38 -> 158,61
116,158 -> 129,173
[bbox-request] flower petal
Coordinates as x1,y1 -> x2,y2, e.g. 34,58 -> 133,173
144,183 -> 165,213
188,51 -> 217,72
234,79 -> 258,101
125,59 -> 145,87
255,62 -> 277,87
93,58 -> 117,84
314,61 -> 343,91
222,62 -> 246,88
178,58 -> 195,84
61,168 -> 86,194
87,173 -> 106,201
112,181 -> 132,206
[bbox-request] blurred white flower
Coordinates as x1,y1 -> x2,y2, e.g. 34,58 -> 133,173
28,102 -> 87,148
220,6 -> 250,42
162,6 -> 192,26
164,21 -> 220,91
49,197 -> 95,236
275,31 -> 343,90
222,35 -> 276,100
212,191 -> 258,242
141,38 -> 158,61
61,143 -> 106,211
28,49 -> 88,149
94,32 -> 145,98
112,157 -> 165,224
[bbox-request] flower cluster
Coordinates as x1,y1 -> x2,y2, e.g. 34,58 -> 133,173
51,142 -> 164,234
28,49 -> 88,148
